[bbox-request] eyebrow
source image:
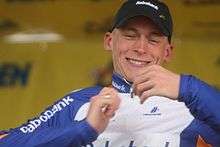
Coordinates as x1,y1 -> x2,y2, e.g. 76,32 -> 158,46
121,27 -> 164,37
120,27 -> 138,33
150,32 -> 164,37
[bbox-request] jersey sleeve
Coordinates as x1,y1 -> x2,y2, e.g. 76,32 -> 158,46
0,86 -> 102,147
178,74 -> 220,132
0,120 -> 98,147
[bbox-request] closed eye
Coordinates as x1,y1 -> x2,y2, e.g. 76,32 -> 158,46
123,33 -> 138,40
149,38 -> 160,43
148,34 -> 163,44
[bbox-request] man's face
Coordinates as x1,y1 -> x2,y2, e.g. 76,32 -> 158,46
104,16 -> 173,82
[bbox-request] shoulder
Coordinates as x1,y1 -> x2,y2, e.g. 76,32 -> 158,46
67,85 -> 103,102
48,85 -> 103,112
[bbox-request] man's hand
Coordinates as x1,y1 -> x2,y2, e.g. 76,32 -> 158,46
86,87 -> 121,134
133,65 -> 180,104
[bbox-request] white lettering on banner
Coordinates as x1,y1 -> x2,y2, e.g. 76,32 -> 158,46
136,1 -> 159,10
20,96 -> 74,133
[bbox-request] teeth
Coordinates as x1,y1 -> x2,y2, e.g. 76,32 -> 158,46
128,58 -> 147,65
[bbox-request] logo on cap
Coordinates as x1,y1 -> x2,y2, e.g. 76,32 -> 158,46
136,1 -> 159,10
159,14 -> 166,20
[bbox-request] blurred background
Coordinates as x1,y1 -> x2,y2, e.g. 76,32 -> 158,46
0,0 -> 220,130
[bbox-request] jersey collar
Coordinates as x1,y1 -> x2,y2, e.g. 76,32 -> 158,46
111,72 -> 132,93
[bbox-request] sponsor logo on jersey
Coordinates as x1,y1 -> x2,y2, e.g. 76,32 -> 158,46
20,96 -> 74,133
112,81 -> 126,92
136,1 -> 159,10
143,106 -> 162,116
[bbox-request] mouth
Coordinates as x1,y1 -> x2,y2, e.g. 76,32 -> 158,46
126,57 -> 152,67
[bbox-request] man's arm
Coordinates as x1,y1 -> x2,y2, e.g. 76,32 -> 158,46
178,74 -> 220,131
133,65 -> 220,131
0,87 -> 120,147
0,120 -> 98,147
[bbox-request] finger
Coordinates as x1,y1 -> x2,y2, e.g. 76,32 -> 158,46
133,73 -> 150,86
101,95 -> 112,112
103,98 -> 120,115
101,101 -> 118,114
133,66 -> 158,85
136,64 -> 159,76
90,94 -> 112,108
98,93 -> 117,104
101,104 -> 109,113
99,87 -> 115,94
139,89 -> 156,104
104,106 -> 116,117
101,94 -> 120,113
135,81 -> 154,97
99,87 -> 118,96
133,71 -> 155,95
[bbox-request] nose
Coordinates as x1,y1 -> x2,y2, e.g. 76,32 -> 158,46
134,36 -> 147,54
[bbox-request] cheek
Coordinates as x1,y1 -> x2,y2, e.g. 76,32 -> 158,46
112,48 -> 125,65
113,40 -> 129,59
112,42 -> 130,72
149,45 -> 166,57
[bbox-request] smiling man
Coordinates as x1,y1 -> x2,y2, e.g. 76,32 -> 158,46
1,0 -> 220,147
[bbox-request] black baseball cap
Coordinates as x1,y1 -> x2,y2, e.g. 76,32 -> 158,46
110,0 -> 173,42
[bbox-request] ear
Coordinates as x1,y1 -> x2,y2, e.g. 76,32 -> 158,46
104,32 -> 113,51
164,43 -> 173,63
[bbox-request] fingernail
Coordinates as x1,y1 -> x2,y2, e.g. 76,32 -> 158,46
101,105 -> 108,112
103,95 -> 111,99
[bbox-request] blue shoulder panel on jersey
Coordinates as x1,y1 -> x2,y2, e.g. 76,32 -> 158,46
179,75 -> 220,130
69,85 -> 103,101
180,119 -> 198,147
180,119 -> 220,147
0,86 -> 103,147
179,74 -> 220,145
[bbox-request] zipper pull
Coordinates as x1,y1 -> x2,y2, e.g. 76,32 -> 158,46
130,87 -> 134,98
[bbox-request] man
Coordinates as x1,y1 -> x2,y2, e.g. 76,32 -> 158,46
1,0 -> 220,146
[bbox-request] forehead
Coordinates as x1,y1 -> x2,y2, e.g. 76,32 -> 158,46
117,16 -> 162,34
